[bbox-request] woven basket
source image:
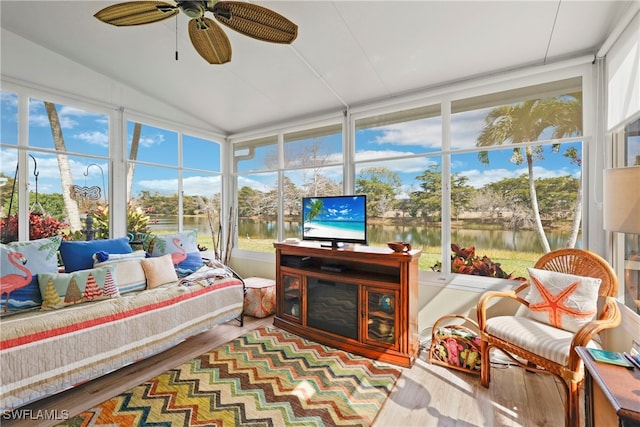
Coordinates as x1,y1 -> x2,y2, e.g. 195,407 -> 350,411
429,314 -> 482,375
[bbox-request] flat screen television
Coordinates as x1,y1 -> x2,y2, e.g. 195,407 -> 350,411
302,195 -> 367,248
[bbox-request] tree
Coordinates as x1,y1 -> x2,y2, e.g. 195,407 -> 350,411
450,174 -> 474,221
127,122 -> 142,202
355,167 -> 401,217
476,94 -> 582,252
303,198 -> 325,222
44,102 -> 82,231
411,165 -> 442,222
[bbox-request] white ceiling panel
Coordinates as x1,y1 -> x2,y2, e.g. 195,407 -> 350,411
0,1 -> 634,135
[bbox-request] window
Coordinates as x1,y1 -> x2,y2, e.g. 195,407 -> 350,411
1,94 -> 111,242
126,120 -> 222,250
448,78 -> 583,278
234,123 -> 343,252
612,117 -> 640,314
355,105 -> 442,270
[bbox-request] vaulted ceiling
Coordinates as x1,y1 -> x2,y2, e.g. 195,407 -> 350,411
0,1 -> 635,135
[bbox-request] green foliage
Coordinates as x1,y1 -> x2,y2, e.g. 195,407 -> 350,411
304,198 -> 325,221
91,205 -> 151,240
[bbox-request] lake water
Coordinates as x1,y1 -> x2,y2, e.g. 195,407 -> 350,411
155,217 -> 581,253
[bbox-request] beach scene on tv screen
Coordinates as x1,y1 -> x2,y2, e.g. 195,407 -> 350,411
303,196 -> 366,240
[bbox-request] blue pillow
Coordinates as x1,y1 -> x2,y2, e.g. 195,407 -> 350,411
60,237 -> 132,272
0,236 -> 62,312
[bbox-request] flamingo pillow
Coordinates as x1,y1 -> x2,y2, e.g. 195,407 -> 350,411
0,236 -> 62,313
148,230 -> 203,276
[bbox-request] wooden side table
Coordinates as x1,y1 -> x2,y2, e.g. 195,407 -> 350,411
576,346 -> 640,427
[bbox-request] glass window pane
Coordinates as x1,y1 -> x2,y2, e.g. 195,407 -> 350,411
355,156 -> 442,270
355,105 -> 441,161
234,136 -> 278,172
283,165 -> 343,240
450,143 -> 582,279
29,99 -> 109,157
623,117 -> 639,314
451,78 -> 583,150
0,148 -> 19,242
183,170 -> 222,253
284,124 -> 343,166
1,91 -> 18,145
129,164 -> 179,234
127,121 -> 177,167
184,134 -> 221,172
237,172 -> 278,251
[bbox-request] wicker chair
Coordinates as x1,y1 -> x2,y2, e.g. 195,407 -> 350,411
477,248 -> 621,427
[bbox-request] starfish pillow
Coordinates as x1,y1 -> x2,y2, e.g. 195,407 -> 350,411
525,267 -> 601,333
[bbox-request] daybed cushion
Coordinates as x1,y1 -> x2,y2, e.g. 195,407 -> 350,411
38,265 -> 120,310
93,250 -> 147,294
0,267 -> 244,410
59,237 -> 132,272
0,236 -> 62,312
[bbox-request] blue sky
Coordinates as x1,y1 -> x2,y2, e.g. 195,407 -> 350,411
0,94 -> 222,198
236,111 -> 583,196
2,92 -> 584,200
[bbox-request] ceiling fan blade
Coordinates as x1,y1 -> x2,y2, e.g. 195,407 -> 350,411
95,1 -> 178,26
212,1 -> 297,44
189,18 -> 232,64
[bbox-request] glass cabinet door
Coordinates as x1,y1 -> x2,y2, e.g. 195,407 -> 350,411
280,272 -> 302,322
364,289 -> 399,349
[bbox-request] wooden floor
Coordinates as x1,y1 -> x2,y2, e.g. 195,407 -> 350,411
4,316 -> 572,427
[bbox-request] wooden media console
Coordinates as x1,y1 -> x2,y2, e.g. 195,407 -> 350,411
273,241 -> 420,367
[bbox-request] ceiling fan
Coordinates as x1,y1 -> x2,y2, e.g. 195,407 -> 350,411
94,1 -> 298,64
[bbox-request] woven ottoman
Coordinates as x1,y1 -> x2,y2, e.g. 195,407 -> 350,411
243,277 -> 276,318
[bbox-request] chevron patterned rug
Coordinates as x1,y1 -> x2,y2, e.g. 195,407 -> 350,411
61,326 -> 401,426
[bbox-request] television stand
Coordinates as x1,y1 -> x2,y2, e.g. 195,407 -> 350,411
273,241 -> 420,367
320,240 -> 344,249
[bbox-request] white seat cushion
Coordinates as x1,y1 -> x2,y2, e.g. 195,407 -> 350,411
486,316 -> 601,366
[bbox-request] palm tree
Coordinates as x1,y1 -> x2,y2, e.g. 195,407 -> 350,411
304,198 -> 325,222
127,122 -> 142,202
44,102 -> 82,232
476,95 -> 582,253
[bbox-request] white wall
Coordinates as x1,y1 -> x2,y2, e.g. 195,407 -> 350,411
1,29 -> 220,133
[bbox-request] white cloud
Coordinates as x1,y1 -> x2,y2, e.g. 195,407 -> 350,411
355,151 -> 437,174
138,175 -> 221,196
74,131 -> 108,147
366,120 -> 441,148
458,165 -> 579,188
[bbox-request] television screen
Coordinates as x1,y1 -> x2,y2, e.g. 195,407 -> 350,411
302,195 -> 367,247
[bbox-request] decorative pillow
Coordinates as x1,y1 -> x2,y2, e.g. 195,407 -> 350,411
525,267 -> 600,333
60,237 -> 132,272
148,230 -> 203,275
93,250 -> 147,294
38,265 -> 120,310
0,236 -> 62,312
141,254 -> 179,289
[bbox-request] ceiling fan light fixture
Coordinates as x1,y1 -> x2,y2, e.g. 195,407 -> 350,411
180,1 -> 206,18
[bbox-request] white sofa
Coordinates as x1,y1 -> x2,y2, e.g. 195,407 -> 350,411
0,267 -> 244,410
